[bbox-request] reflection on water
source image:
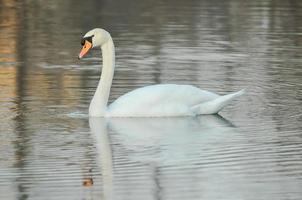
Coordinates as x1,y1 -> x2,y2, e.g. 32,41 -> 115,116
90,116 -> 237,200
91,116 -> 302,200
0,0 -> 302,199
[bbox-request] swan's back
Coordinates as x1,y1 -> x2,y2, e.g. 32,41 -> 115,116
107,84 -> 219,117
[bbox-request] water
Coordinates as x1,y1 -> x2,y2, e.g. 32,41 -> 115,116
1,0 -> 302,199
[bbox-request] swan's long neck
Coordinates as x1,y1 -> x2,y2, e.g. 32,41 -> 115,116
89,37 -> 115,116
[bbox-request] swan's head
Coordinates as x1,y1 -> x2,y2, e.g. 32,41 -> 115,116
78,28 -> 111,59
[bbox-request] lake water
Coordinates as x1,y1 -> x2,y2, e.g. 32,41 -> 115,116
0,0 -> 302,199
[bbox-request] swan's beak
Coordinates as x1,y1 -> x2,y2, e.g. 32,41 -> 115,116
78,40 -> 92,59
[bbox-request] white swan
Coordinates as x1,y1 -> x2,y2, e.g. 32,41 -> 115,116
78,28 -> 244,117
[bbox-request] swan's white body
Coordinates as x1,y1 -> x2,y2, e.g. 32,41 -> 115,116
107,84 -> 243,117
79,28 -> 244,117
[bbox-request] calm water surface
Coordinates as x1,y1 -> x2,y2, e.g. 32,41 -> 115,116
0,0 -> 302,199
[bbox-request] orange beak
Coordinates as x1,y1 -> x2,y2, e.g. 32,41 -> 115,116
78,40 -> 92,59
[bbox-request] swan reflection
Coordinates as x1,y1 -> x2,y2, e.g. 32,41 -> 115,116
90,115 -> 236,165
89,115 -> 237,199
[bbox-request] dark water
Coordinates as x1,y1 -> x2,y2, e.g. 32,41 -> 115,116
1,0 -> 302,199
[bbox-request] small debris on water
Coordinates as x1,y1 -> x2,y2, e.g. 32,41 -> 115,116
83,178 -> 93,187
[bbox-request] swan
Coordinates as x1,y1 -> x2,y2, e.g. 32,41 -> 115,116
78,28 -> 244,117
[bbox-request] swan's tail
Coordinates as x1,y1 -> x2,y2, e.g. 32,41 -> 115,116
191,89 -> 245,115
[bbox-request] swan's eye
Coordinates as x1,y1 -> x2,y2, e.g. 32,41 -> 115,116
86,35 -> 93,43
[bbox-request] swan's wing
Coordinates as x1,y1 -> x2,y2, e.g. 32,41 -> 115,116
190,89 -> 245,115
107,84 -> 219,117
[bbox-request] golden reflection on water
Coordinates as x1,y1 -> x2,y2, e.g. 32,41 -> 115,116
0,0 -> 18,103
0,0 -> 18,63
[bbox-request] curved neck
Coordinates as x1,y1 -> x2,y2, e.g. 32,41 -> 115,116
89,37 -> 115,116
